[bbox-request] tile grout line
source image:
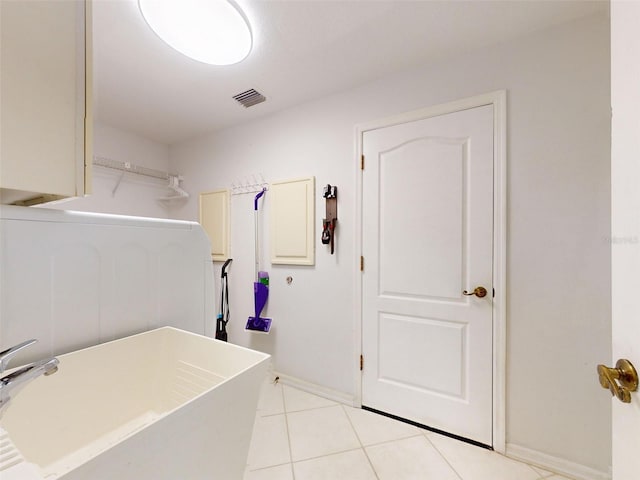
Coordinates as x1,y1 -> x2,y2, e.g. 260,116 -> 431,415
279,385 -> 340,415
340,404 -> 381,480
291,447 -> 372,468
527,464 -> 550,480
423,431 -> 465,480
283,384 -> 370,475
283,403 -> 340,415
359,432 -> 425,449
281,382 -> 297,480
245,460 -> 293,475
286,404 -> 373,471
424,430 -> 556,480
246,380 -> 290,475
259,411 -> 288,418
526,462 -> 551,479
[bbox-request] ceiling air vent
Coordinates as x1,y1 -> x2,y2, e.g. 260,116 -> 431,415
233,89 -> 266,108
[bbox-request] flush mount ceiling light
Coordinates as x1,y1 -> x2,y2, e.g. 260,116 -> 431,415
138,0 -> 253,66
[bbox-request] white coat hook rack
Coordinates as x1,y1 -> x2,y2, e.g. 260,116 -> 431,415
231,173 -> 269,196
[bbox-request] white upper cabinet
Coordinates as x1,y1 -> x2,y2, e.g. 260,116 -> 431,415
0,0 -> 92,205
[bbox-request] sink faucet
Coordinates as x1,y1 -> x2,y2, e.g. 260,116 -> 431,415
0,339 -> 59,413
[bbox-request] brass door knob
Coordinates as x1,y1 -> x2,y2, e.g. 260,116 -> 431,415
463,286 -> 487,298
597,359 -> 638,403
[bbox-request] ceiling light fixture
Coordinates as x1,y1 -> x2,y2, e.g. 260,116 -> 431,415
138,0 -> 253,66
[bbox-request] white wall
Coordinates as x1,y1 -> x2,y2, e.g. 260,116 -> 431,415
169,13 -> 611,476
43,122 -> 172,218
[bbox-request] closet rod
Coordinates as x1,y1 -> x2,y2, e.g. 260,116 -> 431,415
93,156 -> 171,181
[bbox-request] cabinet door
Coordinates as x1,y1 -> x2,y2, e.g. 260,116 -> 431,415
0,0 -> 91,204
199,189 -> 230,262
270,177 -> 315,265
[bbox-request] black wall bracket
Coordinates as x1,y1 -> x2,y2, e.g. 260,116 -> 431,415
322,184 -> 337,254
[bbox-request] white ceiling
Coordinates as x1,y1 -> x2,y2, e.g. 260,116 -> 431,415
93,0 -> 607,145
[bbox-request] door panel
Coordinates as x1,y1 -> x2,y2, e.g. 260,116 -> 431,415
379,313 -> 467,398
379,138 -> 466,299
362,104 -> 494,445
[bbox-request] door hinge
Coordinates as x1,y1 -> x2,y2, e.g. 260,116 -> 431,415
360,256 -> 364,271
493,288 -> 495,298
360,354 -> 364,371
360,154 -> 365,170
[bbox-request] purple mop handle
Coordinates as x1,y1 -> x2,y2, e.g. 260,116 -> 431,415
254,188 -> 266,210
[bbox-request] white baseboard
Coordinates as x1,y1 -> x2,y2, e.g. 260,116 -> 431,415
506,443 -> 611,480
272,370 -> 355,406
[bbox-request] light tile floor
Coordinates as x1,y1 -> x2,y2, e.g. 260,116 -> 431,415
244,378 -> 573,480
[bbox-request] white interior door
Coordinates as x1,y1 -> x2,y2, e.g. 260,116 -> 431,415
361,104 -> 494,446
611,2 -> 640,478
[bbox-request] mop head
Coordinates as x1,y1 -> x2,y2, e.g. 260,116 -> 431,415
246,316 -> 272,333
247,281 -> 271,332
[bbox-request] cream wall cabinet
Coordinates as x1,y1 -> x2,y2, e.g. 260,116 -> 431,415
270,176 -> 315,266
0,0 -> 92,205
199,189 -> 230,261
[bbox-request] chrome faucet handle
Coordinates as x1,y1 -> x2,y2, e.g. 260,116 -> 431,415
0,339 -> 37,375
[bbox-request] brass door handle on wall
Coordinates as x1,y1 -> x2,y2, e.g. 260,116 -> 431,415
597,359 -> 638,403
463,286 -> 487,298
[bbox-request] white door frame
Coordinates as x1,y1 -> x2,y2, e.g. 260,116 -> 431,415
353,90 -> 507,453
